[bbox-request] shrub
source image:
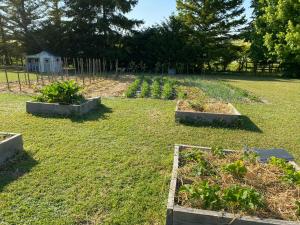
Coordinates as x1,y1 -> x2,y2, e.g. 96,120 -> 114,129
151,80 -> 161,99
162,81 -> 174,100
35,81 -> 84,105
140,80 -> 151,98
223,185 -> 264,211
223,160 -> 247,178
125,79 -> 141,98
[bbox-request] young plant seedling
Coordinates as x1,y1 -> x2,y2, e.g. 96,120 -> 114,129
223,160 -> 247,178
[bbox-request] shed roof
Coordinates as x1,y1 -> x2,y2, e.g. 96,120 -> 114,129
27,51 -> 60,58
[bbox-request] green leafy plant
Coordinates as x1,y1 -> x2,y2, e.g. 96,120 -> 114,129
162,81 -> 174,100
151,80 -> 161,99
223,185 -> 264,211
35,81 -> 84,104
243,152 -> 258,163
181,150 -> 203,165
192,158 -> 216,176
223,160 -> 248,178
283,168 -> 300,184
125,79 -> 141,98
140,80 -> 150,98
180,181 -> 222,210
211,146 -> 225,158
269,157 -> 300,184
269,157 -> 294,171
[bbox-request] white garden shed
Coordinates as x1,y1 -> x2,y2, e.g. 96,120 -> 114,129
26,51 -> 63,73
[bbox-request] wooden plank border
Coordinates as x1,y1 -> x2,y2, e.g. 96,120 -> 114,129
175,101 -> 241,125
166,144 -> 300,225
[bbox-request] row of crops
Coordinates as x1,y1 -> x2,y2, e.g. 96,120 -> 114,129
125,77 -> 178,100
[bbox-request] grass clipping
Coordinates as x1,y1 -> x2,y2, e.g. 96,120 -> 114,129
176,148 -> 300,222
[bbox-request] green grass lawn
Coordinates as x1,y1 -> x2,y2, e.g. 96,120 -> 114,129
0,75 -> 299,224
0,71 -> 37,83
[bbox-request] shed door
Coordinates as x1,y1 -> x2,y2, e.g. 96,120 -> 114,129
44,58 -> 51,73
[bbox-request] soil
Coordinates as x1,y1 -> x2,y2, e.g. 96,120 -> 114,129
178,100 -> 234,114
177,147 -> 300,222
0,75 -> 133,98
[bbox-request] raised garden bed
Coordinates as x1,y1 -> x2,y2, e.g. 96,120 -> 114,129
175,100 -> 241,125
167,144 -> 300,225
0,133 -> 23,165
26,97 -> 101,116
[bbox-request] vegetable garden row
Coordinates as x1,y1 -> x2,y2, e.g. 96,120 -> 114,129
125,77 -> 178,100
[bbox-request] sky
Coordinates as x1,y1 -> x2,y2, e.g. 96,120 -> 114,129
128,0 -> 253,28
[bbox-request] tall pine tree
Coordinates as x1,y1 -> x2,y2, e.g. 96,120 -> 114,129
64,0 -> 142,57
176,0 -> 246,70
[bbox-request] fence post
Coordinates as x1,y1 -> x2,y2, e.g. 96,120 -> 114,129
27,73 -> 31,87
4,70 -> 10,90
17,72 -> 22,91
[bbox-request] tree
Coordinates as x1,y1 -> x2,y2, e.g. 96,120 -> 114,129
250,0 -> 300,76
176,0 -> 246,72
5,0 -> 47,53
63,0 -> 142,58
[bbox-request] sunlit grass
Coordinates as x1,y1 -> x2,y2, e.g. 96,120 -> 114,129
0,75 -> 299,224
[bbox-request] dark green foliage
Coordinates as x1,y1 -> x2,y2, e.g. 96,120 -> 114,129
177,0 -> 246,72
35,81 -> 84,104
151,80 -> 161,99
249,0 -> 300,76
223,185 -> 264,211
140,80 -> 151,98
223,160 -> 248,178
180,182 -> 222,210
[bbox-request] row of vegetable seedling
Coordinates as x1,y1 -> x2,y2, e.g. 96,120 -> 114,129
125,77 -> 177,100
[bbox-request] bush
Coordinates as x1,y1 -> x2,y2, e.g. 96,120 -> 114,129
35,81 -> 84,105
162,81 -> 174,100
140,80 -> 150,98
151,80 -> 161,99
125,79 -> 141,98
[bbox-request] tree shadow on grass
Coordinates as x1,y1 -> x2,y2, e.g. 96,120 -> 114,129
70,104 -> 113,123
0,151 -> 37,192
178,116 -> 262,133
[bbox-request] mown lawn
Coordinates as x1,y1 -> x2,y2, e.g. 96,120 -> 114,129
0,71 -> 37,83
0,75 -> 299,224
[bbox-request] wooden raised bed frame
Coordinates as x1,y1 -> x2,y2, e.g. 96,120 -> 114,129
175,101 -> 241,125
26,97 -> 101,117
166,144 -> 300,225
0,133 -> 23,165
